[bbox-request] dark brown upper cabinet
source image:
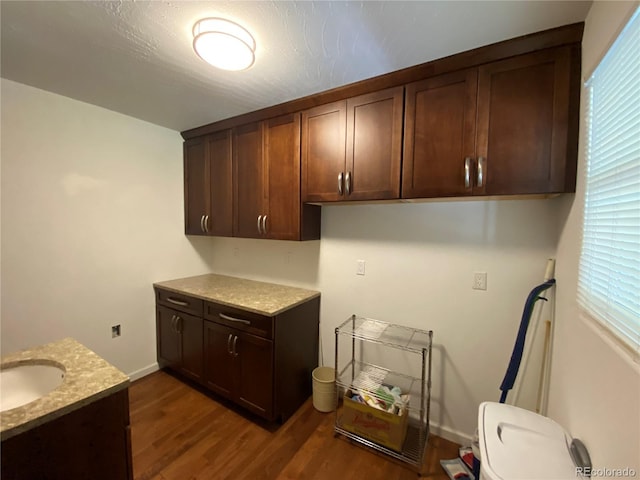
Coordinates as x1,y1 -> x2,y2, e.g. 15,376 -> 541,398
476,47 -> 576,195
233,122 -> 265,239
302,87 -> 404,202
264,114 -> 319,241
184,130 -> 232,236
208,131 -> 234,235
402,70 -> 478,198
184,136 -> 209,235
233,115 -> 321,240
183,24 -> 583,236
403,45 -> 578,198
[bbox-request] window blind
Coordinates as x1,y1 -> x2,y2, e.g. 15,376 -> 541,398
578,7 -> 640,356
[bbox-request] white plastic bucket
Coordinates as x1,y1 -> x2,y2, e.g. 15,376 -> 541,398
312,366 -> 336,412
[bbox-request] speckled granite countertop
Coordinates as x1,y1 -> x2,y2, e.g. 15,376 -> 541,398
0,338 -> 129,440
154,273 -> 320,316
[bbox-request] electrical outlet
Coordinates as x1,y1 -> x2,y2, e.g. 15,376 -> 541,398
357,260 -> 366,276
112,325 -> 121,338
473,272 -> 487,290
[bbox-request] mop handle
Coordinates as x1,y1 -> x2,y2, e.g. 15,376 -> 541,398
499,278 -> 556,403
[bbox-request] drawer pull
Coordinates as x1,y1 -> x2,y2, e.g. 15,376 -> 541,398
166,297 -> 189,307
219,313 -> 251,325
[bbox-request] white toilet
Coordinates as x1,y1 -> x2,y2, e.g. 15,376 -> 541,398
478,402 -> 589,480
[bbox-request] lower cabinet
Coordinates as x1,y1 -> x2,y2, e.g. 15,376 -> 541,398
156,305 -> 203,382
155,286 -> 320,422
1,388 -> 132,480
204,321 -> 274,419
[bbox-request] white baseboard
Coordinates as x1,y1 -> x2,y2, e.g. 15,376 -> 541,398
431,422 -> 474,446
128,362 -> 159,382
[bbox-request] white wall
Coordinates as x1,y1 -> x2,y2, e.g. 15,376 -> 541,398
548,1 -> 640,475
209,199 -> 559,443
1,79 -> 213,379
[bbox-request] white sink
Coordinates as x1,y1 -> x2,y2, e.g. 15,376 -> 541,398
0,363 -> 66,412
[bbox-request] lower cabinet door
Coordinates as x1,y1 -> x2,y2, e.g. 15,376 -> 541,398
175,311 -> 203,381
236,332 -> 274,419
156,306 -> 181,368
203,321 -> 235,398
203,321 -> 274,419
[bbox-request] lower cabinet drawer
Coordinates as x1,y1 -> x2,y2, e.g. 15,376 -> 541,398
204,302 -> 273,339
155,288 -> 203,316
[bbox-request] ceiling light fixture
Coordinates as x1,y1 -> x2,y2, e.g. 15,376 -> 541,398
192,18 -> 256,71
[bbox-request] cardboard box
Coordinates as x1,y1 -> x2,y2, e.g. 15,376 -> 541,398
340,389 -> 409,452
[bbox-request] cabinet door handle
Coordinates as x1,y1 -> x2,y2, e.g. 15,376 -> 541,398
227,333 -> 233,355
477,156 -> 485,188
204,215 -> 209,233
200,215 -> 205,233
345,171 -> 351,195
262,215 -> 267,235
257,215 -> 263,235
171,315 -> 182,334
338,172 -> 344,195
219,313 -> 251,325
464,157 -> 471,189
166,297 -> 189,307
232,335 -> 238,357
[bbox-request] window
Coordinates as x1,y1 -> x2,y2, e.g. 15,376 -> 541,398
578,7 -> 640,357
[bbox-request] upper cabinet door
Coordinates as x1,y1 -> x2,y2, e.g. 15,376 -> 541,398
346,87 -> 404,200
208,130 -> 233,237
264,114 -> 301,241
476,46 -> 573,195
233,122 -> 265,239
402,71 -> 478,198
184,137 -> 210,235
302,89 -> 403,203
301,101 -> 347,202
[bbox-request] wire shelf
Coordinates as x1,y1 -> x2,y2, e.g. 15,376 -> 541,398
334,420 -> 429,468
334,314 -> 432,472
335,315 -> 432,353
336,360 -> 426,414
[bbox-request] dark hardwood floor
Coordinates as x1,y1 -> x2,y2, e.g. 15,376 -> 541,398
129,371 -> 460,479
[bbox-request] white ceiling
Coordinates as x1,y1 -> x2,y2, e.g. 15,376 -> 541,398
1,1 -> 591,132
